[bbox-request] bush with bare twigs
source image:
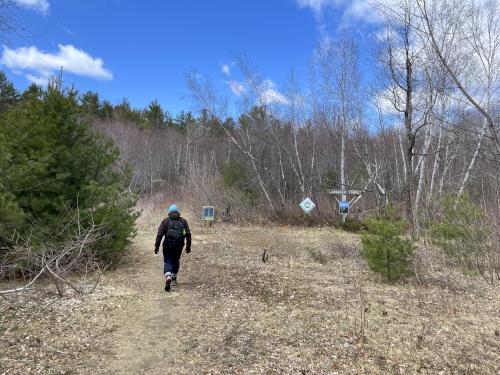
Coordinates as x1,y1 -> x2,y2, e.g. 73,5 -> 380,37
0,78 -> 138,293
0,211 -> 108,296
430,195 -> 500,284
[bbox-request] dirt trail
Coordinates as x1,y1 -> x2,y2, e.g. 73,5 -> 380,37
92,212 -> 363,374
91,212 -> 500,374
99,238 -> 188,374
3,209 -> 499,374
95,213 -> 212,374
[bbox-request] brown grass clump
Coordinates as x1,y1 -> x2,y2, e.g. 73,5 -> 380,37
1,208 -> 499,374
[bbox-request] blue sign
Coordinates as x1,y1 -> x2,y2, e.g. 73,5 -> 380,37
202,206 -> 215,221
339,201 -> 349,214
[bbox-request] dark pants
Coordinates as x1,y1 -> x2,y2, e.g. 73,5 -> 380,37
162,246 -> 183,277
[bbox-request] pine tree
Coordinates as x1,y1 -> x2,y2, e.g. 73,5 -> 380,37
0,73 -> 23,245
164,110 -> 174,127
361,217 -> 414,281
199,108 -> 209,128
114,98 -> 142,124
175,110 -> 186,127
144,99 -> 165,129
80,91 -> 101,118
100,100 -> 114,120
0,71 -> 18,112
0,83 -> 137,262
430,195 -> 491,273
0,135 -> 24,246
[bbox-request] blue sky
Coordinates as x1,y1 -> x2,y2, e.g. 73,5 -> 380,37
2,0 -> 381,116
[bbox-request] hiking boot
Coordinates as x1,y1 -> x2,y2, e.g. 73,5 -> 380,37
172,278 -> 178,286
165,275 -> 172,292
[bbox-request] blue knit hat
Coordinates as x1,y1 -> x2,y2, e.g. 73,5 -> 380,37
168,204 -> 179,213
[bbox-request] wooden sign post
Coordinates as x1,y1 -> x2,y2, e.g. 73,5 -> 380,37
202,206 -> 215,227
327,189 -> 363,223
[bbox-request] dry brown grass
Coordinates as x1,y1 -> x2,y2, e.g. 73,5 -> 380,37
1,208 -> 499,374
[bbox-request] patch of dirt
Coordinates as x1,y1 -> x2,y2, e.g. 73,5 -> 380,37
1,210 -> 500,374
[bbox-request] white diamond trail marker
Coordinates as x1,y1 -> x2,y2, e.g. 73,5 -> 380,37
299,197 -> 316,214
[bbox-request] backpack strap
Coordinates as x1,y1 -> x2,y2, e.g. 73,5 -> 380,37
172,217 -> 184,227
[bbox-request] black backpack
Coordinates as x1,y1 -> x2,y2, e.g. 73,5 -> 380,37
165,218 -> 185,247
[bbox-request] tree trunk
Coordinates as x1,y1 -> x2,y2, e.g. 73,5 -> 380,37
457,118 -> 487,196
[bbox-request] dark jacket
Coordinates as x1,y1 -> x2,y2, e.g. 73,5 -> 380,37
155,212 -> 192,250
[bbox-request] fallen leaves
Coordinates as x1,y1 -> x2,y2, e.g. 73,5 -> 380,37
2,219 -> 500,374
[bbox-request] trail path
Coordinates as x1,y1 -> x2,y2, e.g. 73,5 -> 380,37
98,237 -> 192,374
95,212 -> 221,374
2,210 -> 499,374
91,211 -> 364,374
86,211 -> 500,374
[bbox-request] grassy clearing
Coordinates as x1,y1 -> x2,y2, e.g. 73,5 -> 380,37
1,208 -> 499,374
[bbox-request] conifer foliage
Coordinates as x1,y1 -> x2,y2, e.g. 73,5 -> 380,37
361,214 -> 415,281
0,79 -> 137,265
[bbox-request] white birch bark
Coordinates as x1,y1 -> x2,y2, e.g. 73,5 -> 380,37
457,118 -> 488,196
398,125 -> 408,184
414,126 -> 432,231
428,125 -> 443,203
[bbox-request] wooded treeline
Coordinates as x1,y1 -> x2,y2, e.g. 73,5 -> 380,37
94,0 -> 499,234
0,0 -> 498,289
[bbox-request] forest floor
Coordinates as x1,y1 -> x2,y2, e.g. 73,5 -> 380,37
1,205 -> 500,374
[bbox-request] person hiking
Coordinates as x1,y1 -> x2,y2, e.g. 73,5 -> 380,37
154,204 -> 192,291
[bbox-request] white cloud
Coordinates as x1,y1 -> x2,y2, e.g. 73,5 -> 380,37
62,26 -> 75,37
227,80 -> 246,96
25,73 -> 50,86
258,79 -> 289,105
297,0 -> 496,28
220,61 -> 236,76
221,64 -> 231,75
225,78 -> 289,105
343,0 -> 382,23
260,88 -> 289,105
295,0 -> 342,15
1,44 -> 113,84
14,0 -> 49,15
373,88 -> 401,116
295,0 -> 392,24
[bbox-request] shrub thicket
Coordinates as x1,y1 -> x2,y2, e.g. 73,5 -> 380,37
221,160 -> 258,205
0,81 -> 137,266
430,195 -> 498,282
361,217 -> 414,281
340,217 -> 367,232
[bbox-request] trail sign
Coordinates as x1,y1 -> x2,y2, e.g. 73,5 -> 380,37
202,206 -> 215,221
328,189 -> 362,195
328,187 -> 362,222
299,197 -> 316,214
339,201 -> 349,214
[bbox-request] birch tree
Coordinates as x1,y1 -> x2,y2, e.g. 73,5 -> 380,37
417,0 -> 500,161
314,34 -> 362,221
377,0 -> 425,230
